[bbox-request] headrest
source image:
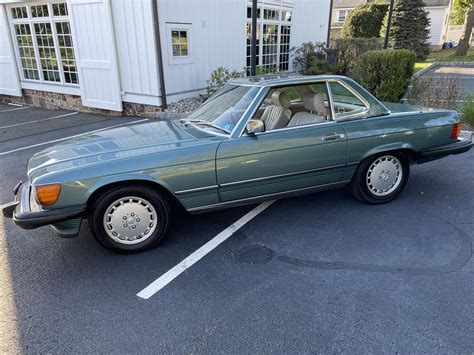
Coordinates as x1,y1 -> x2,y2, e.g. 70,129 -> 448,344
271,91 -> 291,109
303,93 -> 326,115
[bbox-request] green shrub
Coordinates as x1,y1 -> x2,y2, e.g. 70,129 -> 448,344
342,3 -> 389,39
353,49 -> 416,102
332,38 -> 384,75
462,93 -> 474,127
305,58 -> 343,75
291,42 -> 327,73
206,67 -> 244,95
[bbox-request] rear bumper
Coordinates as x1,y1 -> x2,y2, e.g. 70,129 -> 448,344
1,181 -> 86,230
419,135 -> 473,163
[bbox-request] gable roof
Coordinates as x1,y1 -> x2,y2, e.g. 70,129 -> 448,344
333,0 -> 451,9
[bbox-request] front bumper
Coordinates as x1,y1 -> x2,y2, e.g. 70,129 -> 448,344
1,181 -> 86,230
419,134 -> 473,163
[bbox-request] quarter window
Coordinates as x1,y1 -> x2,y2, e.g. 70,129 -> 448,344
9,3 -> 78,85
329,82 -> 368,120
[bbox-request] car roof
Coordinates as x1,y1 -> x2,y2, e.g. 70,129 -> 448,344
229,73 -> 348,87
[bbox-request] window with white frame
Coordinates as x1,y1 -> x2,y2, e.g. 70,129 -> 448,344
8,2 -> 78,85
338,10 -> 348,23
171,30 -> 189,57
166,23 -> 192,64
246,3 -> 292,75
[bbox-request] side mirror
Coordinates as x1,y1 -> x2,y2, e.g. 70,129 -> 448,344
246,119 -> 265,136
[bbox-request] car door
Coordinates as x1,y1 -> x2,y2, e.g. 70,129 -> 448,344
216,120 -> 347,202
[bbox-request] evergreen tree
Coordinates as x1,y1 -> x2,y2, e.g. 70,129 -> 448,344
389,0 -> 431,60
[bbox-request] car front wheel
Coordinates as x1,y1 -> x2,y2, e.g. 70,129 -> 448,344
351,152 -> 409,204
88,185 -> 170,253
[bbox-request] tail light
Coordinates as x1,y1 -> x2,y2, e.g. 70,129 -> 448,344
451,123 -> 461,139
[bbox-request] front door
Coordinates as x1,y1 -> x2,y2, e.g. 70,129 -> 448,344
216,122 -> 347,202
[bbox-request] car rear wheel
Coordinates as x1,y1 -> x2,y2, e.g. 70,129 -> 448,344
88,186 -> 170,253
351,152 -> 409,204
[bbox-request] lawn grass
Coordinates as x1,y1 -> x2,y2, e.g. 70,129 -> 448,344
415,48 -> 474,72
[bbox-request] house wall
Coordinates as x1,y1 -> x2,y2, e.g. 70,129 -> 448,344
156,0 -> 247,103
291,0 -> 330,45
112,0 -> 161,106
426,6 -> 450,47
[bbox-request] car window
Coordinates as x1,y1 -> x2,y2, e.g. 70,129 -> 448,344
187,84 -> 260,134
250,83 -> 332,133
329,82 -> 368,120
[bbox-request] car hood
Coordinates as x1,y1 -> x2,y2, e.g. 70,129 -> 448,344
28,119 -> 218,179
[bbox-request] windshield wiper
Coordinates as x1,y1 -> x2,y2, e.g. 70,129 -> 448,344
183,119 -> 231,134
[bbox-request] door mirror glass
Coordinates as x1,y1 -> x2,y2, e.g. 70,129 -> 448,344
246,119 -> 265,135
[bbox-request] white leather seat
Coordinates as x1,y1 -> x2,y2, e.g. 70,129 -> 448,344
261,91 -> 292,131
288,93 -> 327,127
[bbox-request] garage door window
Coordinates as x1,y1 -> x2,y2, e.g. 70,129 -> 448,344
8,2 -> 78,85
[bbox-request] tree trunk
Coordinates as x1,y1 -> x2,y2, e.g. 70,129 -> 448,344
455,6 -> 474,56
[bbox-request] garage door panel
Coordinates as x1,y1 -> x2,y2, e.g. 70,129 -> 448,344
0,5 -> 21,97
70,0 -> 122,111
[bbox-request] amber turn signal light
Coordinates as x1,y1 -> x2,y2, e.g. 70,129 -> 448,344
35,184 -> 61,206
451,123 -> 462,139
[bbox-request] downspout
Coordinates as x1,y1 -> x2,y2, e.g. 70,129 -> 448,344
326,0 -> 334,47
250,0 -> 257,76
151,0 -> 167,109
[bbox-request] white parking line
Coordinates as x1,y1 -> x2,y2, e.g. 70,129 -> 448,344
0,107 -> 29,114
0,119 -> 149,156
0,112 -> 78,130
7,103 -> 23,107
137,200 -> 275,300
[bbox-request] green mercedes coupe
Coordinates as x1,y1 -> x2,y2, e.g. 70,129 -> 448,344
2,75 -> 472,252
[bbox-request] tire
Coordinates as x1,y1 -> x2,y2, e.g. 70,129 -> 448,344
350,152 -> 409,204
88,185 -> 171,253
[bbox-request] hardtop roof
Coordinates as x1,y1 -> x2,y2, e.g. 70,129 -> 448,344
229,73 -> 349,87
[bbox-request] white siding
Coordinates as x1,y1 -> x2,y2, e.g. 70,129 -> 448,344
157,0 -> 247,102
426,7 -> 449,46
111,0 -> 161,106
292,0 -> 330,46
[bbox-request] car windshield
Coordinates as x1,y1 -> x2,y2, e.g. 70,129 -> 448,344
186,84 -> 260,134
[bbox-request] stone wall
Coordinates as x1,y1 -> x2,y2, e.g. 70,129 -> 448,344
0,89 -> 162,117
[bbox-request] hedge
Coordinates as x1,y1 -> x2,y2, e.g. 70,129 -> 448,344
353,49 -> 416,102
341,3 -> 389,39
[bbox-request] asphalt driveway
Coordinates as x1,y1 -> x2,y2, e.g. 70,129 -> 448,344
0,103 -> 473,353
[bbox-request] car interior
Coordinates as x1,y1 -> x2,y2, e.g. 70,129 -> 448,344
251,81 -> 368,133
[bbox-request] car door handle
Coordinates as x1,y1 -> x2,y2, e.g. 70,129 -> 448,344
322,133 -> 345,141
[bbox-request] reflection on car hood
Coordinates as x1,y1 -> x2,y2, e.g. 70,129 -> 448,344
27,119 -> 211,178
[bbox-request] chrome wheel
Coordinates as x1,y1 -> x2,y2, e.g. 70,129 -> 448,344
103,196 -> 158,245
366,155 -> 403,197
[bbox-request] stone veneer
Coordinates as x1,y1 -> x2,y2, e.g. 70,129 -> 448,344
0,89 -> 162,118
